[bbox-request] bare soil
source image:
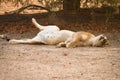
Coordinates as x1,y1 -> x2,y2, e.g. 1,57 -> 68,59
0,13 -> 120,80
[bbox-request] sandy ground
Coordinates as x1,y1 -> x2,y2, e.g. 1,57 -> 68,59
0,32 -> 120,80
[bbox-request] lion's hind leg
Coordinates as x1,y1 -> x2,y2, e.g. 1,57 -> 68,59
32,18 -> 45,30
9,39 -> 41,44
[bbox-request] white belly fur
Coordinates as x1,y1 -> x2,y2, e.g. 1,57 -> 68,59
33,30 -> 74,44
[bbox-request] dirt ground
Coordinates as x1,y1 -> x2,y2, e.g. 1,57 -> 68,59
0,13 -> 120,80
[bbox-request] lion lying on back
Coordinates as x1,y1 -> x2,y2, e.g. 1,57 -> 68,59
0,18 -> 108,48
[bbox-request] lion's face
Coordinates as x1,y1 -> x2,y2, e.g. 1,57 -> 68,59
92,34 -> 109,47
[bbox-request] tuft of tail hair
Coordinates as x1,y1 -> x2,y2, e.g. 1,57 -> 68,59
0,34 -> 10,41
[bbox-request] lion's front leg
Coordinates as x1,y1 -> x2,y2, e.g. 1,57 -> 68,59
66,38 -> 90,48
66,38 -> 79,48
56,37 -> 73,48
56,42 -> 66,48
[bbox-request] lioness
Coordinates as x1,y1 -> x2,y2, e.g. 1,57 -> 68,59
0,18 -> 108,48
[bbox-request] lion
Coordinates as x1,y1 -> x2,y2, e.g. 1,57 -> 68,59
0,18 -> 108,48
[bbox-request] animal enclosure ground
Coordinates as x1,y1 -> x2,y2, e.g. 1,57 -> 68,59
0,14 -> 120,80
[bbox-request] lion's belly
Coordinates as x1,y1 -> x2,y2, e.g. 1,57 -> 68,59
43,32 -> 62,44
34,30 -> 74,45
